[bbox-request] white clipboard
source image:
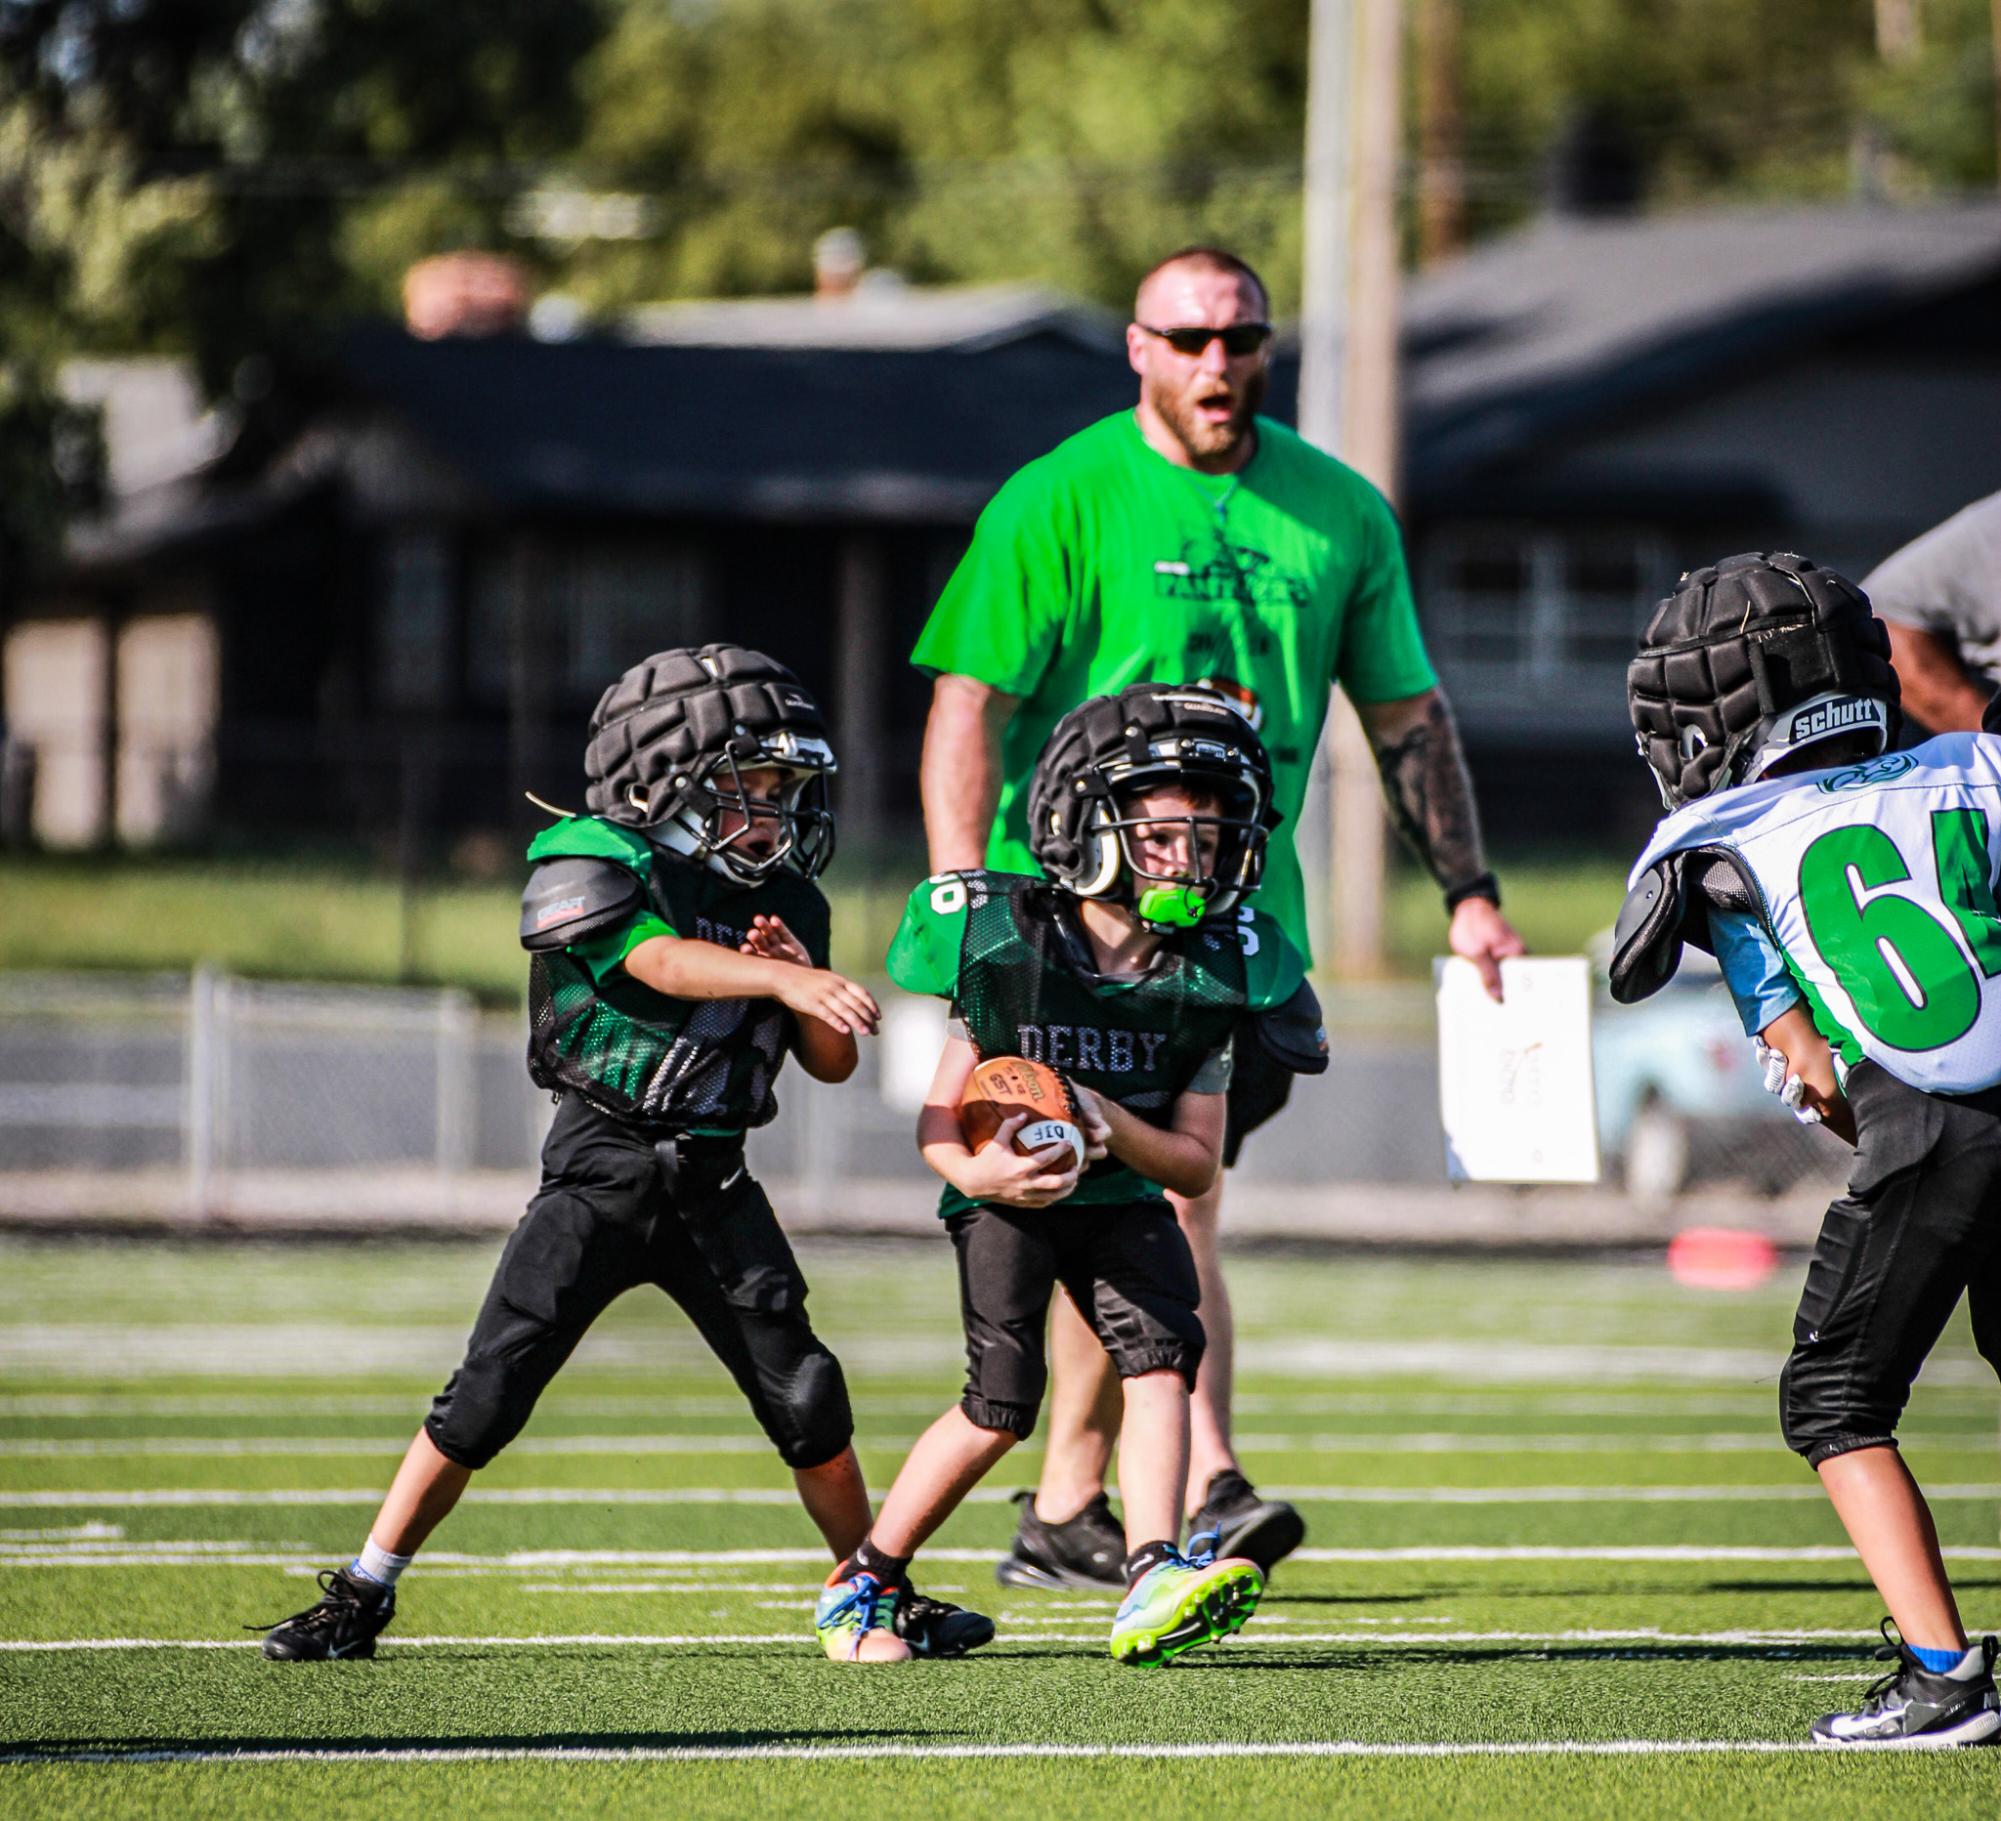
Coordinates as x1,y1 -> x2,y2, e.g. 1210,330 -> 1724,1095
1435,955 -> 1600,1184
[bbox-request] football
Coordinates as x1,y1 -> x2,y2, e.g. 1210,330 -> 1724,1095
959,1055 -> 1086,1168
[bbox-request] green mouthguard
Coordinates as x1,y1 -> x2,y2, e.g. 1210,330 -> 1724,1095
1134,884 -> 1208,928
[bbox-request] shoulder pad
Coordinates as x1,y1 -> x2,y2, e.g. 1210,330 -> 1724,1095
1249,977 -> 1329,1075
525,815 -> 653,870
521,856 -> 646,953
1609,858 -> 1687,1005
1609,845 -> 1760,1002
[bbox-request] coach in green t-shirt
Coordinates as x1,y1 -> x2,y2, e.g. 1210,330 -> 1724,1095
912,246 -> 1524,1591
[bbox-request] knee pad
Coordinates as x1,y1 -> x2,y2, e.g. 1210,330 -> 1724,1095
959,1391 -> 1038,1439
764,1338 -> 855,1469
425,1356 -> 535,1471
1779,1351 -> 1897,1467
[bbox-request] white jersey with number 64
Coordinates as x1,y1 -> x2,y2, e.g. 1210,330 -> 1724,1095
1632,733 -> 2001,1093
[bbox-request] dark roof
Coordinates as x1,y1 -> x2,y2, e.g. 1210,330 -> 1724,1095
74,200 -> 2001,554
1401,202 -> 2001,493
335,328 -> 1144,523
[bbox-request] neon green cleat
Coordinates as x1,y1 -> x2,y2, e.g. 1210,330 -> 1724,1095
1108,1536 -> 1263,1668
814,1570 -> 911,1664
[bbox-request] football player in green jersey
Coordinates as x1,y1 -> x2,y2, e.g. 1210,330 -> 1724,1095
816,684 -> 1323,1667
256,645 -> 990,1668
1615,555 -> 2000,1746
915,244 -> 1522,1589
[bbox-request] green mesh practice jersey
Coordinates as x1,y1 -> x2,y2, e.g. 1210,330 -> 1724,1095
1631,734 -> 2001,1093
523,816 -> 830,1133
887,870 -> 1307,1214
911,411 -> 1436,961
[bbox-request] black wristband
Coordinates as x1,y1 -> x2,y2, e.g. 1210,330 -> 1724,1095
1443,871 -> 1501,913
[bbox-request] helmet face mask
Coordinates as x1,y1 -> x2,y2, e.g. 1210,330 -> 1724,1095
636,738 -> 837,886
1030,685 -> 1278,933
583,645 -> 839,885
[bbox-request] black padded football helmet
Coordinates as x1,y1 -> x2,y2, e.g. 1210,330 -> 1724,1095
583,644 -> 837,884
1628,552 -> 1900,810
1028,683 -> 1278,932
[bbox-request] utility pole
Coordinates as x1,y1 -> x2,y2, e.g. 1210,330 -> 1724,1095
1294,0 -> 1354,970
1299,0 -> 1406,978
1992,0 -> 2001,190
1415,0 -> 1465,266
1875,0 -> 1922,62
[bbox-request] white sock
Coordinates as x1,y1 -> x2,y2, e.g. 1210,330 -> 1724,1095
351,1536 -> 413,1590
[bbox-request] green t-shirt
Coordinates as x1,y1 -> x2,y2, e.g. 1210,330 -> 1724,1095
522,816 -> 831,1134
911,410 -> 1436,962
886,869 -> 1306,1214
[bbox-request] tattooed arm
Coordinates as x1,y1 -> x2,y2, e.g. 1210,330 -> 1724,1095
1356,688 -> 1526,999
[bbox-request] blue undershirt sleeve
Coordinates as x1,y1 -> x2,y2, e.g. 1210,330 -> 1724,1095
1707,908 -> 1802,1038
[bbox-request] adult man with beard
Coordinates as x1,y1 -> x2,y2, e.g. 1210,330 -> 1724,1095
912,246 -> 1522,1589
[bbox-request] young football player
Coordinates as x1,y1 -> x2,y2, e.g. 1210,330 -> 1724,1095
255,644 -> 990,1667
814,683 -> 1323,1666
1613,552 -> 2001,1747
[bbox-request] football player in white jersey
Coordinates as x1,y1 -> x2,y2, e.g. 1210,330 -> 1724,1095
1613,552 -> 2001,1748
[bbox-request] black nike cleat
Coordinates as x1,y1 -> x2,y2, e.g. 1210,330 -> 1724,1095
994,1489 -> 1127,1591
254,1567 -> 395,1661
1188,1469 -> 1305,1577
894,1578 -> 996,1658
1811,1622 -> 2001,1747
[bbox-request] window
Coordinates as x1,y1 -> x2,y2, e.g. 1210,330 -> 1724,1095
1420,524 -> 1672,737
464,538 -> 708,703
378,531 -> 453,709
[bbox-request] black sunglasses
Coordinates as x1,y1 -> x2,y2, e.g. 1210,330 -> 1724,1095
1136,322 -> 1273,357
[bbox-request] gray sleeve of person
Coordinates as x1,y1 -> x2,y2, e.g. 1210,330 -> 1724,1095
1862,490 -> 2001,676
1186,1045 -> 1234,1094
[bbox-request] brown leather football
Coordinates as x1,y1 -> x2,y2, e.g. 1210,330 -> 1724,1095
960,1056 -> 1085,1166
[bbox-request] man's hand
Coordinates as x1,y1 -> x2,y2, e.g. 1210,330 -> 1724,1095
739,913 -> 812,968
1450,896 -> 1527,1002
771,966 -> 881,1038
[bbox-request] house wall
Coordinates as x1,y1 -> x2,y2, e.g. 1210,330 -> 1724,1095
1412,323 -> 2001,848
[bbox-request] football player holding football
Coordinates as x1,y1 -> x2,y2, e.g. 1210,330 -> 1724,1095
815,684 -> 1315,1666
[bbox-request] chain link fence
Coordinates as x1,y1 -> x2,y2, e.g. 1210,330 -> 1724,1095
0,968 -> 1846,1230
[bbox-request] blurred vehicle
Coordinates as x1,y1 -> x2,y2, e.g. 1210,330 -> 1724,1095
1592,946 -> 1840,1201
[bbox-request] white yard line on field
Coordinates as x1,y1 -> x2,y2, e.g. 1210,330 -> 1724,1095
0,1740 -> 1845,1765
18,1430 -> 1991,1458
7,1542 -> 2001,1571
11,1544 -> 2000,1576
17,1483 -> 1979,1510
0,1624 -> 1931,1653
9,1328 -> 1992,1387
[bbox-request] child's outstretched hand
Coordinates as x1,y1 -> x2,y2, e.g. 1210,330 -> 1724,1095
772,965 -> 881,1038
1067,1080 -> 1113,1163
740,913 -> 812,967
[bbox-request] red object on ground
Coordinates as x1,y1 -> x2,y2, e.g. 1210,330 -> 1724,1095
1667,1226 -> 1780,1292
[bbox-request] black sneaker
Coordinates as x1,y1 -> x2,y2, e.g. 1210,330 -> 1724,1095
1188,1469 -> 1305,1576
1811,1622 -> 2001,1747
894,1577 -> 996,1658
994,1489 -> 1127,1591
254,1567 -> 396,1661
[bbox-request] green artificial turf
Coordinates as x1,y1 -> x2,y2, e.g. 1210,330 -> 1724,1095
2,1236 -> 1998,1819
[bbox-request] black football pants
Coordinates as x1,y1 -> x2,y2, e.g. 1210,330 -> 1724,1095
425,1095 -> 853,1471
